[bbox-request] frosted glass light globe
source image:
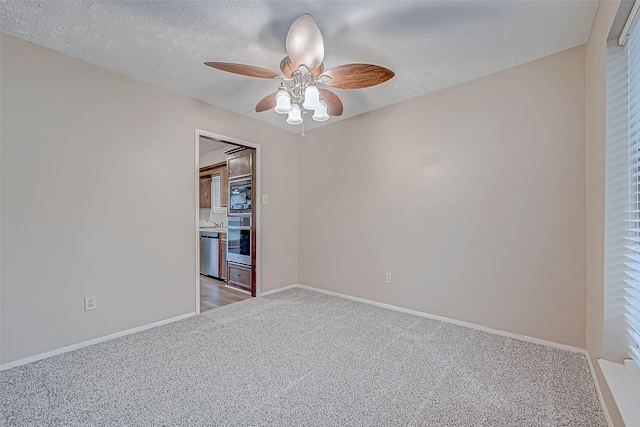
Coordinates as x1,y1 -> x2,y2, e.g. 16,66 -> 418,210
275,90 -> 292,114
303,85 -> 321,110
312,100 -> 329,122
286,104 -> 303,125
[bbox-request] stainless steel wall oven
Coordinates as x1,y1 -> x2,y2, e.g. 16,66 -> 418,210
227,216 -> 251,266
228,177 -> 252,216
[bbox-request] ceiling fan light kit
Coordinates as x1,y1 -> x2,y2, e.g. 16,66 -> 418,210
205,13 -> 395,129
279,72 -> 329,123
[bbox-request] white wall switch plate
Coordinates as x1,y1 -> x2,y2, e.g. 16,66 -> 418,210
84,296 -> 96,311
262,194 -> 269,205
385,273 -> 392,284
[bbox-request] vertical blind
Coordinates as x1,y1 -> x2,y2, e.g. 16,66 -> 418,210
625,21 -> 640,368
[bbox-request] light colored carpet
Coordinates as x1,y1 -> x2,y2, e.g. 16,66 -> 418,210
1,288 -> 607,426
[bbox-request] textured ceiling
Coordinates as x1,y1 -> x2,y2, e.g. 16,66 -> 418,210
1,1 -> 598,133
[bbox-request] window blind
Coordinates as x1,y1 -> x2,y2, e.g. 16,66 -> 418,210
604,39 -> 631,361
212,173 -> 225,214
625,21 -> 640,368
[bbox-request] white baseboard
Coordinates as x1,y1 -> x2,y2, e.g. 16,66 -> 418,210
0,312 -> 196,371
259,284 -> 299,296
293,284 -> 586,354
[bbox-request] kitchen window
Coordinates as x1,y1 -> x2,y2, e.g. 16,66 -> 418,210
212,172 -> 225,214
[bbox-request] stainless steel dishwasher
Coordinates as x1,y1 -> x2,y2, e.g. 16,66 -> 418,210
200,231 -> 219,277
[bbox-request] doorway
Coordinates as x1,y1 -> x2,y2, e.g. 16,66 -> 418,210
195,130 -> 261,314
199,275 -> 251,312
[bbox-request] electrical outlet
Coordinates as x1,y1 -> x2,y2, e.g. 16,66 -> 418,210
385,273 -> 392,284
84,296 -> 96,311
262,194 -> 269,205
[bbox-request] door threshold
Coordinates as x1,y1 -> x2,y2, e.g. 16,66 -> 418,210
225,284 -> 251,295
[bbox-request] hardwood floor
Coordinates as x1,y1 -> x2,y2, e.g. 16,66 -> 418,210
200,274 -> 251,312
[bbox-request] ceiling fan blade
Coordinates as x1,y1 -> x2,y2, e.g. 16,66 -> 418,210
204,62 -> 281,79
319,88 -> 343,116
255,91 -> 278,112
280,56 -> 324,79
322,64 -> 395,89
286,14 -> 324,73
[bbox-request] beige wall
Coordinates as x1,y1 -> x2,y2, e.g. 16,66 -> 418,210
299,46 -> 587,348
0,34 -> 298,364
586,1 -> 625,425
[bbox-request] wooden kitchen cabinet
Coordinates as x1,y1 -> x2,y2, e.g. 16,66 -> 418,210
227,149 -> 253,179
199,176 -> 212,208
227,262 -> 251,292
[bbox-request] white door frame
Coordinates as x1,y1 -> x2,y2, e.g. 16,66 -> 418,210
194,129 -> 261,314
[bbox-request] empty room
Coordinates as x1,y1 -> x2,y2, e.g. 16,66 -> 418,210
1,1 -> 639,426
